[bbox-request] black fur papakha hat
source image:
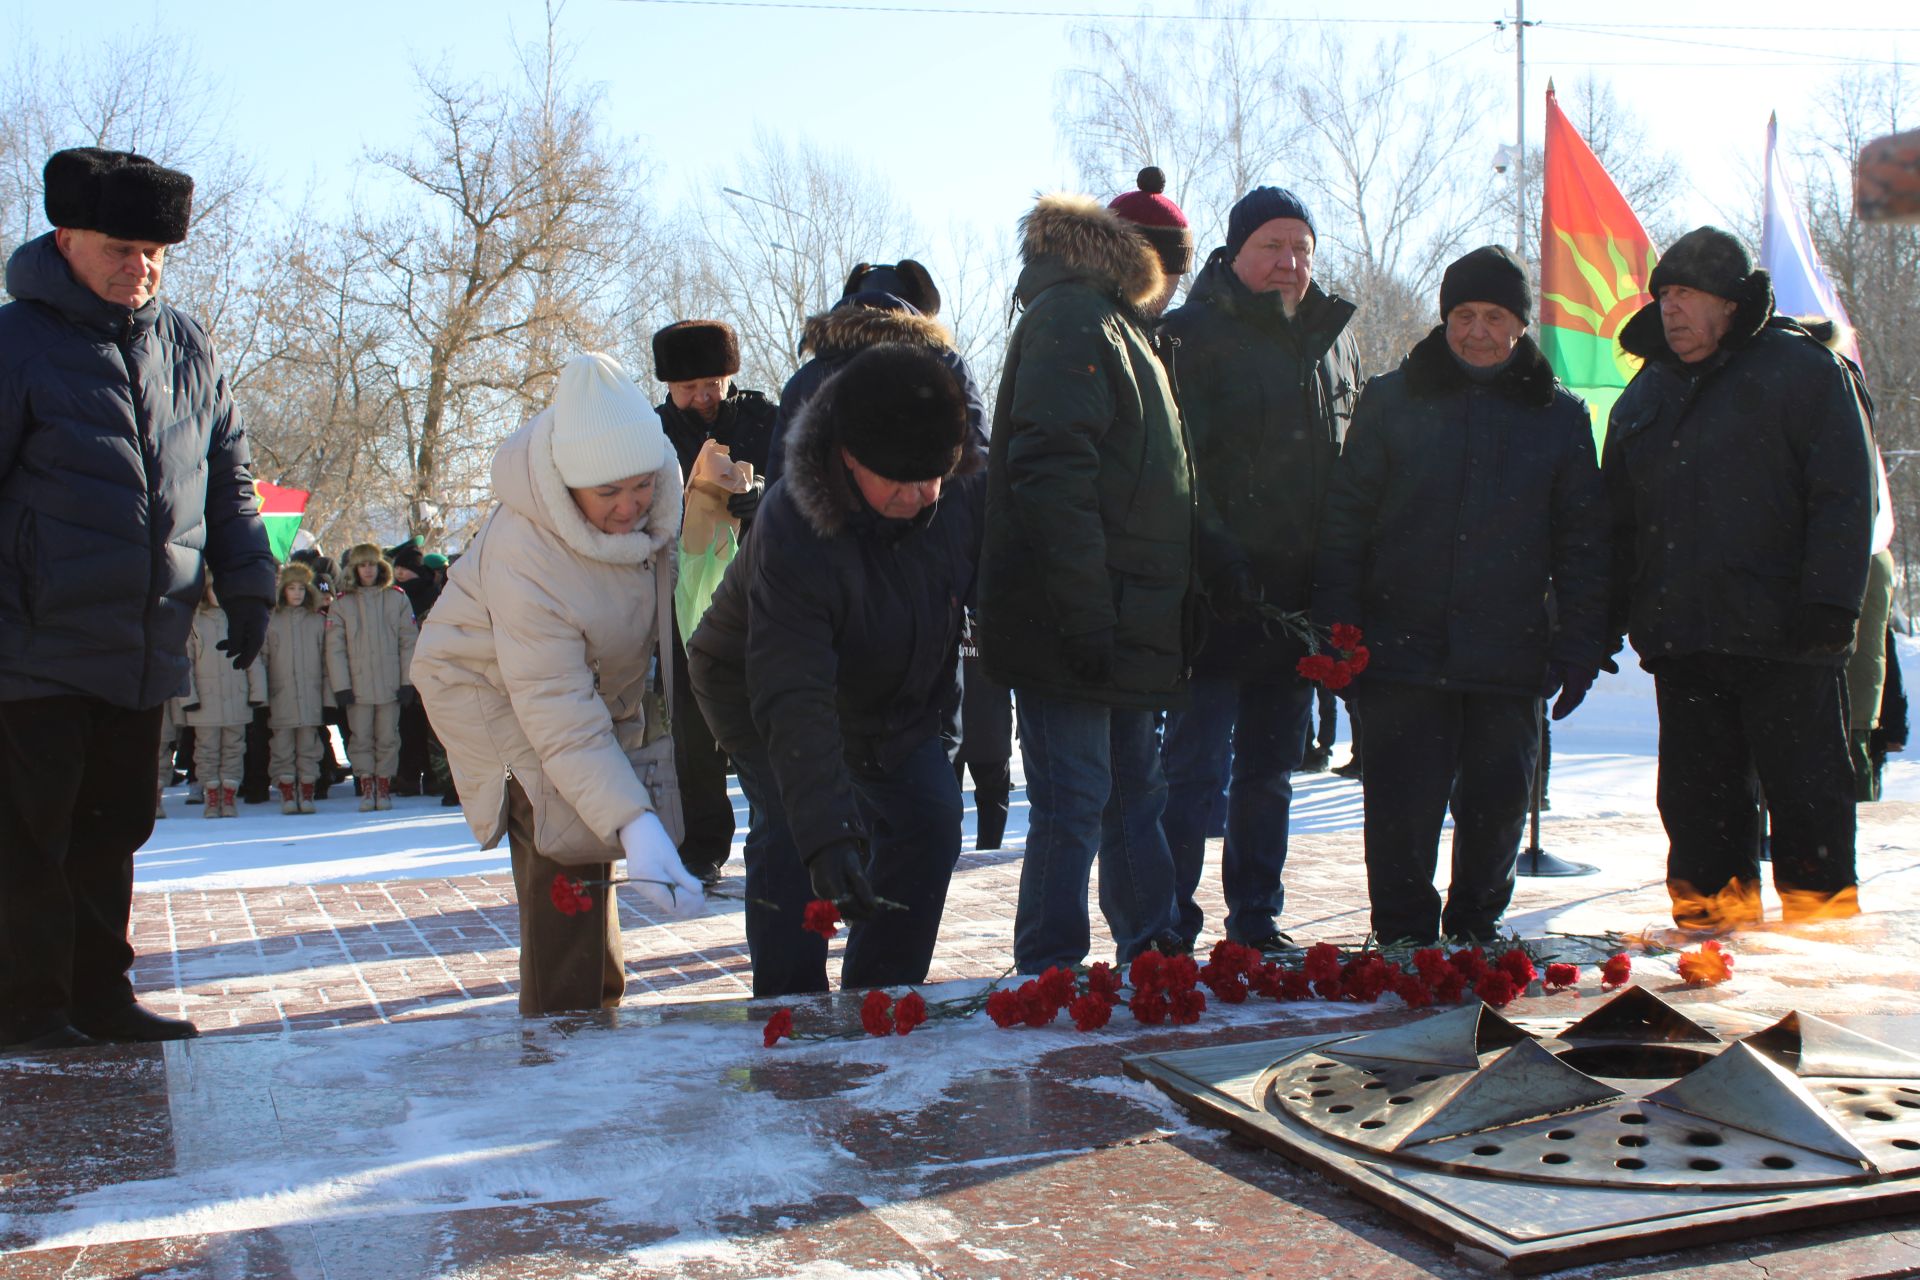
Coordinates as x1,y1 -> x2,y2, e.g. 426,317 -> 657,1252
826,343 -> 969,483
652,320 -> 742,382
842,260 -> 941,317
1648,226 -> 1771,307
43,147 -> 194,244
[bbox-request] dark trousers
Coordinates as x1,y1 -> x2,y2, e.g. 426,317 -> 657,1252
1358,681 -> 1539,945
0,696 -> 162,1036
1162,676 -> 1314,946
242,705 -> 271,803
1652,653 -> 1857,923
736,734 -> 961,997
670,629 -> 736,875
505,779 -> 624,1015
954,757 -> 1012,850
395,697 -> 433,794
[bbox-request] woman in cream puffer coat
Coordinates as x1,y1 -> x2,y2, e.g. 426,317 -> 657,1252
412,352 -> 704,1015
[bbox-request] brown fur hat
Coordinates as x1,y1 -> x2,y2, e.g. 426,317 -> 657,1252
343,542 -> 394,589
652,320 -> 741,382
277,561 -> 319,610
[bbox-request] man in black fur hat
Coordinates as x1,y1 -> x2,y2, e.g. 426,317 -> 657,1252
650,319 -> 778,880
1314,245 -> 1610,946
1604,226 -> 1876,929
686,343 -> 983,997
0,148 -> 275,1050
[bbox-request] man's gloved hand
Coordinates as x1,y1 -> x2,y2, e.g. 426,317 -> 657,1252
618,811 -> 705,918
806,839 -> 881,923
1060,627 -> 1115,687
1214,563 -> 1263,623
334,688 -> 355,709
397,684 -> 417,708
726,477 -> 766,523
1790,603 -> 1858,655
217,596 -> 270,669
1541,660 -> 1597,721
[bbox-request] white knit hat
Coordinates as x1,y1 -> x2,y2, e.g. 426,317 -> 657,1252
549,352 -> 669,487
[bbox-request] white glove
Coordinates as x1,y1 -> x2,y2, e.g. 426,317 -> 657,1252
618,811 -> 706,918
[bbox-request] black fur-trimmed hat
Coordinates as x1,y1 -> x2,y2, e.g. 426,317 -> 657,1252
43,147 -> 194,244
841,260 -> 941,317
1648,226 -> 1771,306
652,320 -> 741,382
826,343 -> 969,483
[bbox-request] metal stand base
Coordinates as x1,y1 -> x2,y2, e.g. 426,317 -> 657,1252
1517,845 -> 1599,877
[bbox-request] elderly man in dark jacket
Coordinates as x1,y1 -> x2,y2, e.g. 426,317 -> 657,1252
978,169 -> 1197,975
651,319 -> 778,881
1604,227 -> 1875,929
1157,187 -> 1362,952
1315,246 -> 1610,946
688,343 -> 981,997
0,148 -> 275,1050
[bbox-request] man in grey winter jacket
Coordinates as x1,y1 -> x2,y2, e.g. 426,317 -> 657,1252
0,148 -> 275,1051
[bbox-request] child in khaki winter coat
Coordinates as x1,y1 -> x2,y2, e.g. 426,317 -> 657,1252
181,582 -> 268,818
326,543 -> 419,810
265,562 -> 330,813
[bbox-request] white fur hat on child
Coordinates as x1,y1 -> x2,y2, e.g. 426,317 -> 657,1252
549,352 -> 669,488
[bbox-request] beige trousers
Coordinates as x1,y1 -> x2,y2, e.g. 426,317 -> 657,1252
193,725 -> 246,788
346,701 -> 400,778
270,726 -> 323,785
506,779 -> 625,1016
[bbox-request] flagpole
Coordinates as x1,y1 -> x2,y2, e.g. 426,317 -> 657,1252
1515,0 -> 1527,261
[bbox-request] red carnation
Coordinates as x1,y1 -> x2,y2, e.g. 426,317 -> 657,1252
1036,965 -> 1078,1009
1411,947 -> 1451,985
1475,970 -> 1519,1008
1086,962 -> 1123,1001
1296,653 -> 1337,684
1448,946 -> 1489,981
986,988 -> 1023,1028
1497,948 -> 1538,989
1207,940 -> 1261,976
1200,959 -> 1249,1003
1069,993 -> 1113,1032
1543,962 -> 1580,992
1018,980 -> 1058,1027
860,989 -> 895,1036
1600,953 -> 1632,989
1303,942 -> 1343,987
1277,968 -> 1314,1001
1168,987 -> 1207,1024
893,991 -> 928,1036
802,898 -> 842,940
1677,939 -> 1735,986
762,1007 -> 794,1048
1129,989 -> 1170,1025
1164,953 -> 1200,992
1129,949 -> 1168,994
1339,953 -> 1394,1003
1433,969 -> 1469,1003
1346,645 -> 1371,675
1390,969 -> 1434,1009
1322,661 -> 1354,691
1330,623 -> 1365,652
550,873 -> 591,916
1250,961 -> 1284,998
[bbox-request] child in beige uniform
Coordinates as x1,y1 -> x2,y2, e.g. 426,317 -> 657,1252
181,582 -> 268,818
325,543 -> 419,810
265,562 -> 330,813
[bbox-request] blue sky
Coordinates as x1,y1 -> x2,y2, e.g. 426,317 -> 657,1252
14,0 -> 1916,257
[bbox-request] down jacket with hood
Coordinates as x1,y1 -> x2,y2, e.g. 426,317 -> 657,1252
976,193 -> 1195,708
325,546 -> 418,703
763,300 -> 987,486
0,232 -> 276,708
410,411 -> 682,864
686,368 -> 985,862
1313,328 -> 1611,696
264,568 -> 329,729
1603,286 -> 1875,668
180,605 -> 268,726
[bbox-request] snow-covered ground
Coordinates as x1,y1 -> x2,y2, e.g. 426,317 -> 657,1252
135,638 -> 1920,892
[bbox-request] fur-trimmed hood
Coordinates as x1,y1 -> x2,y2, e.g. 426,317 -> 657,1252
1017,193 -> 1164,312
798,303 -> 956,360
1403,326 -> 1560,409
342,542 -> 394,590
782,366 -> 984,540
491,408 -> 682,565
1617,275 -> 1775,366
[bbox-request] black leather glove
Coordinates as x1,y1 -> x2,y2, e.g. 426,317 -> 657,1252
1213,563 -> 1263,623
334,688 -> 355,709
216,596 -> 270,669
806,840 -> 881,923
1541,660 -> 1597,721
1060,627 -> 1115,687
1790,603 -> 1858,655
398,684 -> 417,708
726,477 -> 765,523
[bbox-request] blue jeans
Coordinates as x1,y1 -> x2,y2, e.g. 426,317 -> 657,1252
1012,693 -> 1179,973
1162,676 -> 1313,946
735,735 -> 962,997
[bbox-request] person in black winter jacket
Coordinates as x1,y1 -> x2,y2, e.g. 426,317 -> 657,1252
762,262 -> 986,487
0,148 -> 275,1050
1604,227 -> 1875,929
1157,187 -> 1362,952
651,319 -> 777,880
687,343 -> 982,997
1314,246 -> 1610,945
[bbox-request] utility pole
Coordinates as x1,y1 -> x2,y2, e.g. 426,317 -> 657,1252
1515,0 -> 1529,262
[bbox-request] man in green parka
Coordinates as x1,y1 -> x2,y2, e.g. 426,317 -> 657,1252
977,167 -> 1197,974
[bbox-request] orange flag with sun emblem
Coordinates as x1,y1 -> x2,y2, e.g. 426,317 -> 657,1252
1539,84 -> 1657,449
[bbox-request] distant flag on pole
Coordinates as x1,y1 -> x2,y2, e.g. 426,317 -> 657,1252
1539,82 -> 1657,448
256,480 -> 310,563
1761,112 -> 1861,367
